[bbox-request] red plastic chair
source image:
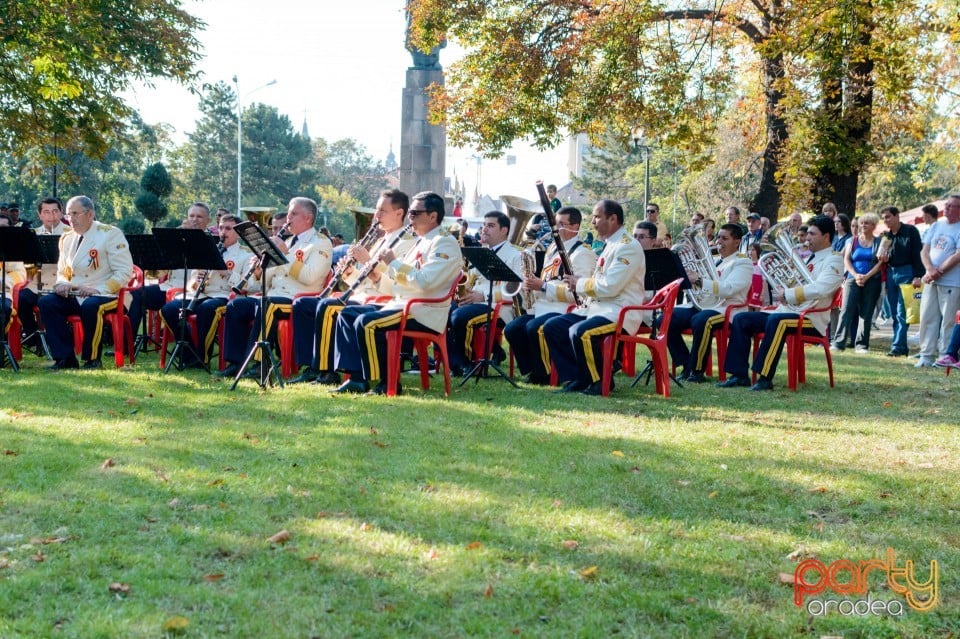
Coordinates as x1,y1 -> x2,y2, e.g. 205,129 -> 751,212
384,278 -> 460,397
599,278 -> 683,397
782,288 -> 842,390
8,281 -> 31,363
468,300 -> 513,377
67,266 -> 144,367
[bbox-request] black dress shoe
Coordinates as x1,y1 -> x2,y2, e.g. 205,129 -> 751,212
215,363 -> 241,377
82,359 -> 103,370
287,367 -> 320,384
368,381 -> 401,396
581,379 -> 613,396
716,375 -> 750,388
332,379 -> 370,394
750,377 -> 774,391
312,371 -> 342,385
555,379 -> 588,393
886,350 -> 908,357
685,371 -> 707,384
47,358 -> 79,371
525,373 -> 550,386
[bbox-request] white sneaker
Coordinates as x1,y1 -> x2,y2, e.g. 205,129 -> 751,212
855,347 -> 869,354
914,359 -> 935,368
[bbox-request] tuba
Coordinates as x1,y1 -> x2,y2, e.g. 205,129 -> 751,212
672,225 -> 721,309
500,195 -> 541,247
240,206 -> 277,231
756,222 -> 816,311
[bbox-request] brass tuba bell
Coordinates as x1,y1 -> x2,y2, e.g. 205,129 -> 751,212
240,206 -> 278,231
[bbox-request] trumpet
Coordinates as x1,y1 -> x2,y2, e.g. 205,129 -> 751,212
339,225 -> 411,303
318,222 -> 383,298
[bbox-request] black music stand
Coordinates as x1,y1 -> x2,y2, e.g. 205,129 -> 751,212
230,221 -> 288,390
458,246 -> 521,388
127,234 -> 179,357
0,228 -> 45,372
152,228 -> 227,374
22,235 -> 61,359
632,248 -> 691,389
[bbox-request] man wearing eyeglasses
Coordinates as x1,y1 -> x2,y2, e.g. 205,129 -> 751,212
37,196 -> 134,370
18,198 -> 69,352
632,221 -> 658,250
644,203 -> 668,246
332,191 -> 462,395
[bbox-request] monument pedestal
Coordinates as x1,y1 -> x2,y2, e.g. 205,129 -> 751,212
400,67 -> 446,197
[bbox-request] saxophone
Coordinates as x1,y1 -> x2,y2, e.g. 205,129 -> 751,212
502,249 -> 537,316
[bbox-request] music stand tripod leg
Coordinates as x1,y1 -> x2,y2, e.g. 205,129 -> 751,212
459,280 -> 519,388
230,253 -> 284,391
164,269 -> 209,374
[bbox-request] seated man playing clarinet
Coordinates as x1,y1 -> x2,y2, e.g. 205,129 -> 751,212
218,197 -> 332,378
542,199 -> 646,395
159,214 -> 254,366
447,210 -> 524,376
288,189 -> 415,386
717,214 -> 843,391
38,196 -> 134,370
332,191 -> 461,395
504,206 -> 597,385
667,223 -> 753,383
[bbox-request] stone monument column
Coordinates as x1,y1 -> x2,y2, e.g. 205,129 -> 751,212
400,12 -> 446,197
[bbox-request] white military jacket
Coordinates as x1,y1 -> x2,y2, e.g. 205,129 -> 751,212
574,227 -> 647,335
56,223 -> 134,297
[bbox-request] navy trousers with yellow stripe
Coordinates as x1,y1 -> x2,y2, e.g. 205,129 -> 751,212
542,313 -> 620,385
504,312 -> 559,378
222,296 -> 291,365
38,293 -> 117,362
724,311 -> 820,380
291,296 -> 358,371
160,297 -> 227,363
334,306 -> 434,382
666,307 -> 722,375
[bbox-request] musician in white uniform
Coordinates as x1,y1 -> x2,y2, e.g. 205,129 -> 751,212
718,215 -> 843,391
542,199 -> 646,395
159,214 -> 254,365
18,198 -> 69,348
667,223 -> 753,383
503,207 -> 597,384
37,196 -> 134,370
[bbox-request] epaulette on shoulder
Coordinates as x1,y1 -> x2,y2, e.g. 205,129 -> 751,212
620,233 -> 633,244
438,227 -> 450,237
736,252 -> 749,258
95,222 -> 113,231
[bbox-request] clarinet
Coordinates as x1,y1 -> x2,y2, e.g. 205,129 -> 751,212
339,225 -> 411,303
318,222 -> 383,298
186,242 -> 225,313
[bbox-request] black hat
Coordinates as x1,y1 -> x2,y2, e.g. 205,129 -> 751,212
746,213 -> 761,221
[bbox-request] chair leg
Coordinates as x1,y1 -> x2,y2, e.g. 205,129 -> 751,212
435,338 -> 451,396
416,341 -> 431,390
716,329 -> 727,381
653,347 -> 670,397
386,332 -> 401,397
601,335 -> 615,397
822,342 -> 835,387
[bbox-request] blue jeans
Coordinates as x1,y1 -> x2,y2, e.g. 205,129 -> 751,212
885,265 -> 916,354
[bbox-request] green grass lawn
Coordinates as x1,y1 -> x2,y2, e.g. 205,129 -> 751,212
1,342 -> 957,638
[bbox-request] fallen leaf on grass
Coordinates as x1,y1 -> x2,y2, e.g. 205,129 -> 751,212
787,548 -> 816,561
484,584 -> 494,598
807,486 -> 828,493
369,426 -> 378,435
778,572 -> 796,585
207,478 -> 224,487
707,491 -> 718,499
0,559 -> 10,569
267,530 -> 290,545
917,462 -> 935,469
562,540 -> 579,550
108,582 -> 131,594
155,470 -> 169,482
124,398 -> 138,406
371,440 -> 388,448
466,541 -> 482,550
578,565 -> 598,580
203,573 -> 224,582
425,547 -> 439,560
359,522 -> 371,532
30,536 -> 71,545
676,480 -> 691,486
4,449 -> 17,456
611,450 -> 625,457
551,499 -> 563,508
304,555 -> 320,562
724,534 -> 747,542
419,484 -> 436,493
30,551 -> 44,562
100,458 -> 115,469
879,491 -> 892,498
168,498 -> 180,508
162,616 -> 189,633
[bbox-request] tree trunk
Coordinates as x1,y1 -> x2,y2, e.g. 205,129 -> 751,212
749,50 -> 787,221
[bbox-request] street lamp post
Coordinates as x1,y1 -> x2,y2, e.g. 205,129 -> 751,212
631,127 -> 651,212
233,76 -> 277,214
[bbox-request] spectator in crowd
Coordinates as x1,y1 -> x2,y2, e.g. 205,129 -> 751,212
547,184 -> 562,212
724,206 -> 747,235
744,213 -> 763,247
644,202 -> 668,241
833,214 -> 852,252
921,203 -> 940,242
832,213 -> 882,353
690,212 -> 705,226
879,206 -> 925,357
915,194 -> 960,367
702,218 -> 717,245
934,317 -> 960,368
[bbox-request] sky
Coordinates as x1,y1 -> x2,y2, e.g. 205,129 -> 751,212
124,0 -> 571,212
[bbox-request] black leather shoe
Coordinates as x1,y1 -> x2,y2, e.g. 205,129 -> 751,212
312,371 -> 342,385
333,379 -> 370,394
886,350 -> 908,357
216,363 -> 241,377
750,377 -> 774,391
47,358 -> 79,371
581,379 -> 613,396
287,367 -> 320,384
685,371 -> 707,384
82,359 -> 103,370
368,381 -> 401,396
555,380 -> 588,393
716,375 -> 750,388
525,373 -> 550,386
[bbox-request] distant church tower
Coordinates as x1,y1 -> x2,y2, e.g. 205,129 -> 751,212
301,111 -> 310,140
385,142 -> 398,173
